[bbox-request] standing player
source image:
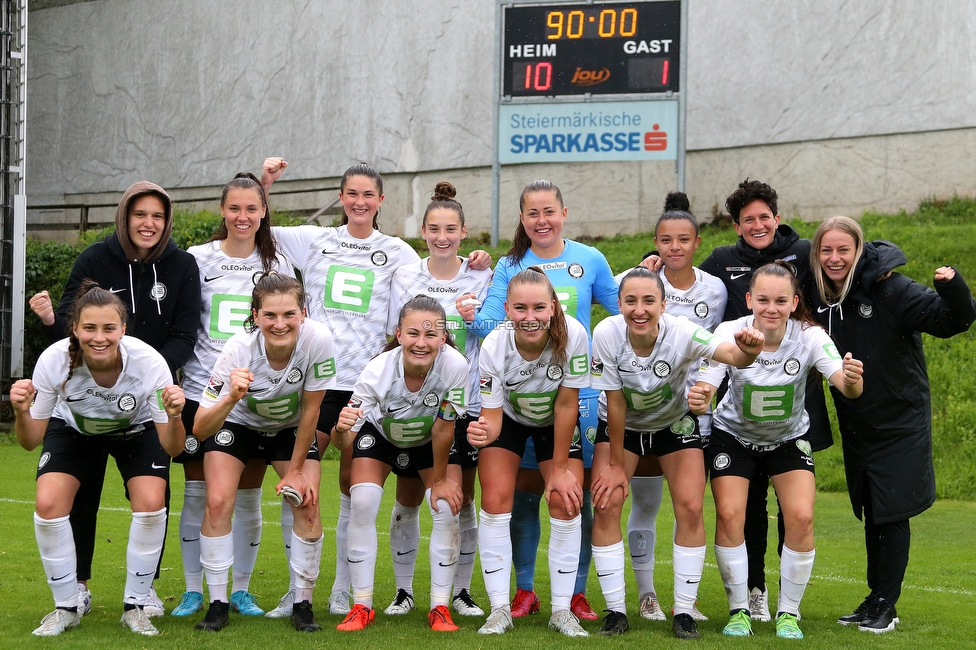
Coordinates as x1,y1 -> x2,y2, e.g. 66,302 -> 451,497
331,296 -> 469,633
12,282 -> 186,637
383,182 -> 492,618
472,180 -> 618,621
808,216 -> 975,632
617,192 -> 726,623
695,179 -> 831,622
589,268 -> 761,638
192,274 -> 337,633
690,262 -> 865,639
172,172 -> 293,618
28,181 -> 200,617
266,160 -> 490,616
468,268 -> 592,638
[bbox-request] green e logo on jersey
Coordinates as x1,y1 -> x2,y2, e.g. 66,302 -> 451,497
323,266 -> 376,314
383,416 -> 434,445
210,294 -> 251,339
693,327 -> 716,345
743,384 -> 795,422
569,354 -> 588,375
823,343 -> 841,360
623,384 -> 673,411
73,414 -> 130,435
445,315 -> 467,355
314,358 -> 336,379
510,391 -> 557,423
554,286 -> 578,319
445,387 -> 466,408
247,393 -> 300,421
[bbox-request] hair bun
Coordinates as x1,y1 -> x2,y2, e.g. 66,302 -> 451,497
432,181 -> 457,202
664,191 -> 690,212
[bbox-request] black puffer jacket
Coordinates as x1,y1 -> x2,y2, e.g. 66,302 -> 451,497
810,240 -> 976,522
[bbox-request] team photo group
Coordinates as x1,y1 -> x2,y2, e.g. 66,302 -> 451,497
11,158 -> 975,640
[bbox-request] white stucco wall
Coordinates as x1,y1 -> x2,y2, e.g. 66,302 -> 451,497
25,0 -> 976,230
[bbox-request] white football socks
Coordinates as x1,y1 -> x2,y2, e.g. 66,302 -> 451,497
232,487 -> 262,594
347,483 -> 383,608
34,513 -> 77,608
124,508 -> 166,606
478,510 -> 512,612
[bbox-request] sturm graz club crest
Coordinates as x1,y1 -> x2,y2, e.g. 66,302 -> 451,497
252,271 -> 265,285
858,303 -> 873,318
547,365 -> 563,380
423,392 -> 439,407
694,301 -> 709,319
38,452 -> 51,470
184,436 -> 200,454
784,358 -> 801,376
396,453 -> 410,468
150,282 -> 167,301
568,263 -> 584,279
653,360 -> 671,378
371,251 -> 388,266
287,368 -> 303,384
713,452 -> 731,471
215,429 -> 234,446
357,434 -> 375,450
117,393 -> 137,413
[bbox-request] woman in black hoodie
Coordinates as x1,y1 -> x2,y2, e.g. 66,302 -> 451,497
29,181 -> 201,616
809,215 -> 975,633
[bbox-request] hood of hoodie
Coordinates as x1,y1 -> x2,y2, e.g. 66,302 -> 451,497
845,240 -> 907,305
733,223 -> 801,266
114,181 -> 174,263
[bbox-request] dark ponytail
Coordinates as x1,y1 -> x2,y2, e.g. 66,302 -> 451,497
506,180 -> 564,265
243,273 -> 306,333
655,191 -> 699,237
383,294 -> 457,352
64,280 -> 127,390
422,181 -> 465,227
750,261 -> 817,328
340,162 -> 384,230
213,172 -> 280,273
507,266 -> 569,366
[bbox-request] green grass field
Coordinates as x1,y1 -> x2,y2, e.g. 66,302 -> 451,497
5,197 -> 974,647
1,447 -> 974,649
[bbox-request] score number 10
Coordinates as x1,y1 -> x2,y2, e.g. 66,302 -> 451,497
546,8 -> 639,39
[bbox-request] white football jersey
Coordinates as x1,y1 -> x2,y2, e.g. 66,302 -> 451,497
479,315 -> 591,426
183,241 -> 294,399
591,313 -> 722,431
350,344 -> 469,448
659,267 -> 727,331
701,316 -> 843,445
274,224 -> 421,390
611,267 -> 728,435
31,337 -> 172,435
200,319 -> 337,431
388,257 -> 492,414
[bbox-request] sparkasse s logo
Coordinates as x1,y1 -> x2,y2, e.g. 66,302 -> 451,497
644,123 -> 667,151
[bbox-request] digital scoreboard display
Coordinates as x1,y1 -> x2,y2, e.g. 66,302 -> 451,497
503,1 -> 680,97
